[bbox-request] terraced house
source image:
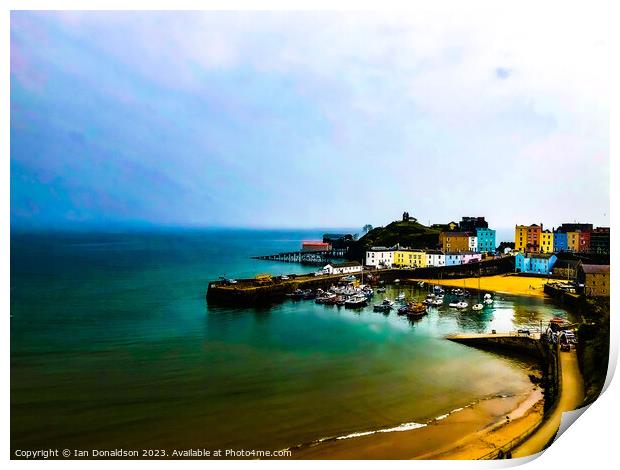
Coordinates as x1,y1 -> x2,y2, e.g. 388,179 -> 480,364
439,232 -> 470,252
476,228 -> 496,253
540,230 -> 554,253
514,224 -> 542,252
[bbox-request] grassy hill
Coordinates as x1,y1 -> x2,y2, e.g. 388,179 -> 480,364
347,219 -> 441,261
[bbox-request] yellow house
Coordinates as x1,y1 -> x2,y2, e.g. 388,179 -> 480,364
567,232 -> 580,252
393,248 -> 426,268
540,230 -> 554,253
515,225 -> 529,252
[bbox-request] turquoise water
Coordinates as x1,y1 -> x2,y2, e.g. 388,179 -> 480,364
11,229 -> 570,453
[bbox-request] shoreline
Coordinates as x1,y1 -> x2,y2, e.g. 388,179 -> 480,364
408,274 -> 550,298
288,387 -> 544,460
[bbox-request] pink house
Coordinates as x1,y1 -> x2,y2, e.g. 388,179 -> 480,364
459,252 -> 482,264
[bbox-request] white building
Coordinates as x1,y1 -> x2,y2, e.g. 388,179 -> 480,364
323,261 -> 363,275
365,247 -> 394,268
468,235 -> 478,252
426,250 -> 445,267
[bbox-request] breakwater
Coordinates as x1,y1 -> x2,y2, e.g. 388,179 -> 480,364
207,257 -> 515,304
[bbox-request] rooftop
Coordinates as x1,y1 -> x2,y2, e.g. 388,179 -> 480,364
580,264 -> 610,274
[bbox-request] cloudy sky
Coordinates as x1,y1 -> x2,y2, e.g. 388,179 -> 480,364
10,9 -> 609,231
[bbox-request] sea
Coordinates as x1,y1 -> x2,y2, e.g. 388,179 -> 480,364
10,228 -> 570,454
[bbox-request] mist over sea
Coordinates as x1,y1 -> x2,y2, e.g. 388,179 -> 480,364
11,228 -> 568,452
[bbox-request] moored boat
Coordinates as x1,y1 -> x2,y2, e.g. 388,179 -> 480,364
345,294 -> 367,308
373,299 -> 395,312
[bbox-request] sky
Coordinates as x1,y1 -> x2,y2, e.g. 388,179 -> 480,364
10,9 -> 609,232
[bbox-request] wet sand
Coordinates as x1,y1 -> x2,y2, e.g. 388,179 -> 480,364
289,388 -> 544,460
409,275 -> 549,298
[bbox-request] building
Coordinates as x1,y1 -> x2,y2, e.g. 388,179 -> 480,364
578,231 -> 591,253
567,232 -> 580,252
553,230 -> 568,252
590,227 -> 610,254
515,253 -> 557,275
393,246 -> 426,268
445,253 -> 461,266
365,247 -> 394,268
476,228 -> 496,253
459,252 -> 482,264
578,264 -> 610,297
426,250 -> 445,267
431,221 -> 459,232
552,258 -> 581,280
440,232 -> 470,252
514,224 -> 543,252
322,261 -> 362,275
459,217 -> 488,232
560,223 -> 593,232
540,230 -> 554,253
468,235 -> 478,252
302,241 -> 331,252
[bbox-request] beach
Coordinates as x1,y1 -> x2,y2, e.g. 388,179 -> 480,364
290,388 -> 544,459
409,274 -> 550,298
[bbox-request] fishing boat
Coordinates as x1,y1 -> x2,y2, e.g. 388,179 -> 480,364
406,302 -> 428,319
336,295 -> 346,306
315,293 -> 337,304
396,292 -> 406,302
345,294 -> 367,308
286,289 -> 304,299
373,299 -> 395,312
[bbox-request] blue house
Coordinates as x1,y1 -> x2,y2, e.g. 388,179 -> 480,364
553,230 -> 568,252
476,228 -> 496,253
515,253 -> 557,275
445,253 -> 461,266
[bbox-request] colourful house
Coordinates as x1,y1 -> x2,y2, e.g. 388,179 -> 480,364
514,224 -> 543,252
459,252 -> 482,264
515,253 -> 557,275
440,232 -> 470,252
553,230 -> 568,252
578,231 -> 591,253
476,228 -> 496,253
365,247 -> 394,268
567,232 -> 580,252
540,230 -> 554,253
445,253 -> 461,266
426,250 -> 445,267
393,247 -> 426,268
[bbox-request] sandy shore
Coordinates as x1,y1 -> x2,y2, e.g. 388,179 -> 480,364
289,388 -> 544,460
408,275 -> 550,298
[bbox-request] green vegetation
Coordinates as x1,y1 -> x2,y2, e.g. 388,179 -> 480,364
576,298 -> 610,406
347,219 -> 441,261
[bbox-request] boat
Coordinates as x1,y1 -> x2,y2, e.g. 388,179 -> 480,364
472,303 -> 483,311
373,299 -> 395,312
345,294 -> 367,308
448,302 -> 460,308
377,287 -> 386,293
302,290 -> 316,300
484,298 -> 494,305
394,279 -> 401,284
456,301 -> 468,309
315,293 -> 335,304
405,302 -> 428,318
336,295 -> 346,306
418,281 -> 425,287
396,292 -> 406,302
286,289 -> 304,299
432,298 -> 443,306
433,285 -> 444,294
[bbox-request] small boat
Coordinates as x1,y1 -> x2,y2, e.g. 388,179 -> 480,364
315,293 -> 337,304
484,293 -> 492,299
394,279 -> 401,284
377,287 -> 387,293
432,298 -> 443,306
448,302 -> 460,308
373,299 -> 395,312
396,292 -> 406,302
456,301 -> 468,309
336,295 -> 346,306
303,290 -> 316,300
406,302 -> 428,318
472,303 -> 483,311
483,298 -> 494,305
286,289 -> 304,299
345,294 -> 368,308
418,281 -> 425,287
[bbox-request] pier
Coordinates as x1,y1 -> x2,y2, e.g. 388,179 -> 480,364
252,248 -> 348,265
